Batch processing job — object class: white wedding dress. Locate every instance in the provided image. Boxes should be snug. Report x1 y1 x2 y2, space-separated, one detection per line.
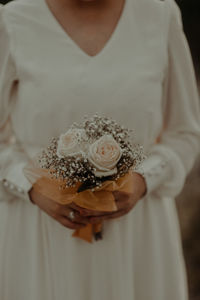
0 0 200 299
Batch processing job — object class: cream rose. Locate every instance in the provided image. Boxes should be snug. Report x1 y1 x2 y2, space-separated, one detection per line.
56 129 86 158
88 135 122 177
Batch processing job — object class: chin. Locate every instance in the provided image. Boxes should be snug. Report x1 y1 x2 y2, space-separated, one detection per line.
80 0 99 2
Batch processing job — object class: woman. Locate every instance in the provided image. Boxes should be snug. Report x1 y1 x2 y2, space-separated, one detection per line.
0 0 199 299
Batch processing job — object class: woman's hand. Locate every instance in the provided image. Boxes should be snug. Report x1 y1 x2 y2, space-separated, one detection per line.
28 172 147 228
77 172 147 224
28 188 89 230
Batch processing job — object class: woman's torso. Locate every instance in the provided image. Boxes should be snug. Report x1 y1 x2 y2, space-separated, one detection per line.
5 0 168 156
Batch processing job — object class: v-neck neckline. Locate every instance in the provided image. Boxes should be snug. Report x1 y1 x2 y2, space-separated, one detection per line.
41 0 128 59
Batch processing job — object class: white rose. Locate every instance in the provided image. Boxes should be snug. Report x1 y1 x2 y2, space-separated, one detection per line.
56 129 86 158
88 135 122 177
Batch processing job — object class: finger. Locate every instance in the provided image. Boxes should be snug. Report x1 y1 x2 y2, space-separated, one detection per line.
68 202 84 213
48 208 84 227
113 191 131 203
89 205 133 224
68 197 131 217
47 210 85 228
70 200 130 218
61 208 89 225
67 203 94 216
58 216 86 230
68 203 113 217
115 197 132 212
60 202 86 220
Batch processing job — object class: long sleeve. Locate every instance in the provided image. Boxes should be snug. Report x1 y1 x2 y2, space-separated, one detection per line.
136 0 200 199
0 4 32 202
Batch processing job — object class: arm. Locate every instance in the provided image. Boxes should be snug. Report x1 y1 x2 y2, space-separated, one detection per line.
0 4 32 202
136 0 200 199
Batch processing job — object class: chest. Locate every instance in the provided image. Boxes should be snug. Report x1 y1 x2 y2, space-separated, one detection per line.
14 33 165 147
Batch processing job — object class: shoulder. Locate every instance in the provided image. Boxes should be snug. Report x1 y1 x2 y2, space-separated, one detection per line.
136 0 182 20
137 0 183 34
157 0 183 26
0 0 43 29
0 4 17 78
0 0 47 48
139 0 180 10
133 0 174 34
0 1 23 47
133 0 170 24
166 0 183 29
0 3 11 42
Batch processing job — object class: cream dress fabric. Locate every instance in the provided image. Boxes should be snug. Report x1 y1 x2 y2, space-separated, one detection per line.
0 0 200 299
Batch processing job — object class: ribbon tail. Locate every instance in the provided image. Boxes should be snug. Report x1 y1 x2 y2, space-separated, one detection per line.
72 222 103 243
72 224 93 243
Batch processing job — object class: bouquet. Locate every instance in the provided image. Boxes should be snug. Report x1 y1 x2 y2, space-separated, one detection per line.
24 115 145 243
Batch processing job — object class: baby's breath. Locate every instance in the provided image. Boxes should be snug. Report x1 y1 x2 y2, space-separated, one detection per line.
38 114 145 189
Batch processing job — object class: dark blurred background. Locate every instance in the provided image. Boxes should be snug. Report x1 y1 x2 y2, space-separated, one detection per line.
1 0 200 299
169 2 200 300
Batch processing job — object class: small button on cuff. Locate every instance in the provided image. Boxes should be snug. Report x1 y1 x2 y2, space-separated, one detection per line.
3 179 9 187
17 187 24 193
2 179 26 196
10 184 15 190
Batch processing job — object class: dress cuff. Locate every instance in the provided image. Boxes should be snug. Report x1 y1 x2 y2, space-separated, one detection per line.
1 162 33 202
135 153 171 196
